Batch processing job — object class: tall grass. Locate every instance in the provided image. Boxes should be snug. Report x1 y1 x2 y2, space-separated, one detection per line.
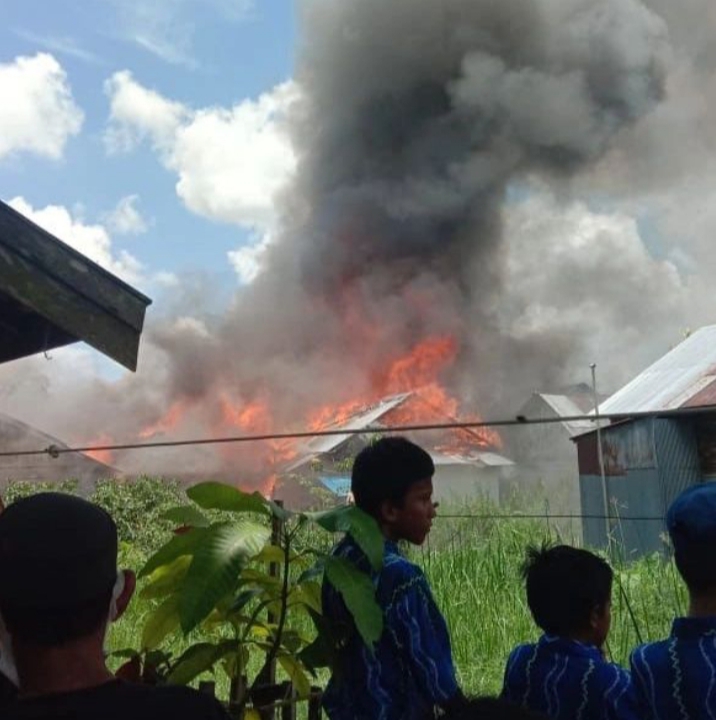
8 479 684 699
416 505 685 695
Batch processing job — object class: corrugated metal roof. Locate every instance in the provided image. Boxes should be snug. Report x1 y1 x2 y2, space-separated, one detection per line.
538 393 599 436
431 451 513 467
285 393 412 471
599 326 716 414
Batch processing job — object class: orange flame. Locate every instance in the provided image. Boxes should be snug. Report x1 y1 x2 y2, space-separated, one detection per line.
139 401 186 439
83 434 115 466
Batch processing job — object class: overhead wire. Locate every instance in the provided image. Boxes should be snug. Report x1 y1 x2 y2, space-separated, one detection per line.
1 403 715 459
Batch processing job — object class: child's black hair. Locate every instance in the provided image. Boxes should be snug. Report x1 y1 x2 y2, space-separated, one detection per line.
351 436 434 518
521 543 612 637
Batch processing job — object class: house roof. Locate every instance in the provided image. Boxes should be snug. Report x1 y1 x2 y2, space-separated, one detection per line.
285 390 512 472
0 410 117 486
0 200 152 370
537 393 599 436
599 326 716 415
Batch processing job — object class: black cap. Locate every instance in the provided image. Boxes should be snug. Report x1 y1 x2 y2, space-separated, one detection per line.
0 493 117 608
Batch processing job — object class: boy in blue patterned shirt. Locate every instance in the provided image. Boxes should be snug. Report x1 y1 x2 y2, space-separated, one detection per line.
501 544 636 720
630 481 716 718
322 437 462 720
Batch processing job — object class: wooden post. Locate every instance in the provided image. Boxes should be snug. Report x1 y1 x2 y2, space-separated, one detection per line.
308 688 322 720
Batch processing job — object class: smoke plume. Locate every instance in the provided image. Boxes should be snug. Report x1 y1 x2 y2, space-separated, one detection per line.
1 0 689 479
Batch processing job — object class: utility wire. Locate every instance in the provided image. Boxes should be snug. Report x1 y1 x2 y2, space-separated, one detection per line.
1 403 715 459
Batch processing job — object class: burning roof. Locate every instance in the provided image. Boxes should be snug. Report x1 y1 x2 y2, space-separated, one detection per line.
286 389 507 474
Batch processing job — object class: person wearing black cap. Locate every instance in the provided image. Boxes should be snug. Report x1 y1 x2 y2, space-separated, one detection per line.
0 492 231 720
630 481 716 718
322 437 462 720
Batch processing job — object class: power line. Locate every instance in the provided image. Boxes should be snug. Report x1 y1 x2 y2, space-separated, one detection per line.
1 403 715 460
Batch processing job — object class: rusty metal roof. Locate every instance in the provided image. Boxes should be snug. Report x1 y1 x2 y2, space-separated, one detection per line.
599 326 716 414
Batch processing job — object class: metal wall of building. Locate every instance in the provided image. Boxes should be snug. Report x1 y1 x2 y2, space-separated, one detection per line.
578 417 701 556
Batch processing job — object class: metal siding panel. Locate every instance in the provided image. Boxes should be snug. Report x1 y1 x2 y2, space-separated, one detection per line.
608 468 664 558
580 473 607 547
654 418 702 515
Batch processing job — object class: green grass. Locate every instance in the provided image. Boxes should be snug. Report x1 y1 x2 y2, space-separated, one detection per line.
416 512 685 695
3 479 686 701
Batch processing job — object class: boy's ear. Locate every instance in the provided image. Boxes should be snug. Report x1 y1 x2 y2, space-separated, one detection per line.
379 499 399 524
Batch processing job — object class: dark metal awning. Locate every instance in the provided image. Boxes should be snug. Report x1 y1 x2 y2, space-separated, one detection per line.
0 200 152 370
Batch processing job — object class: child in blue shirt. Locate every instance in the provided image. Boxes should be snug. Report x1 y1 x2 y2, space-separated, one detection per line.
630 481 716 718
322 437 462 720
501 544 636 720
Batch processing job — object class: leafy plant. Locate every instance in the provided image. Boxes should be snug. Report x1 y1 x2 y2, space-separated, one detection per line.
121 481 384 715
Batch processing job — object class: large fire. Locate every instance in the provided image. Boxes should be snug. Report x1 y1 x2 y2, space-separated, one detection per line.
84 334 500 494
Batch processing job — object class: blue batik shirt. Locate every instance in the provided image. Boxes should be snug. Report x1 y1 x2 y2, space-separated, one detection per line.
321 535 459 720
501 635 637 720
631 616 716 719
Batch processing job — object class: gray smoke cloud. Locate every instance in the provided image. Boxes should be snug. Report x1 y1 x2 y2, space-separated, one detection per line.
0 0 689 480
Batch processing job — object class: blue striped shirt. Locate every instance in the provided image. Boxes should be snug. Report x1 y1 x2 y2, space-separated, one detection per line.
630 616 716 719
322 535 459 720
501 635 636 720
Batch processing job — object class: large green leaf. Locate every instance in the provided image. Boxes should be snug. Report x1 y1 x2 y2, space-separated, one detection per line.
187 482 271 516
278 654 311 698
324 556 383 648
142 595 181 650
306 506 383 571
179 521 271 633
167 641 236 685
162 505 211 528
140 555 192 599
139 527 207 578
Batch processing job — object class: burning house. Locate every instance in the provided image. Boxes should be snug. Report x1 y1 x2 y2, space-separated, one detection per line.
0 0 674 502
574 326 716 557
277 391 514 507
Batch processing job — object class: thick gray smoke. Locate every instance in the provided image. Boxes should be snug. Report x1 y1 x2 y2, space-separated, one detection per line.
0 0 681 478
211 0 669 412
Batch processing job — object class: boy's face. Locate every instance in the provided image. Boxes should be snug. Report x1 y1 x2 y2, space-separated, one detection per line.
381 477 437 545
591 599 612 649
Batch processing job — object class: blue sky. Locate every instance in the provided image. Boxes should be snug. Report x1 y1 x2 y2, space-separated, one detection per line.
0 0 296 298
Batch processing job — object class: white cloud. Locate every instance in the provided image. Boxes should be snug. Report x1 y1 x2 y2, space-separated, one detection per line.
104 71 187 154
13 29 103 65
0 53 83 161
105 194 148 235
104 72 298 281
8 197 143 285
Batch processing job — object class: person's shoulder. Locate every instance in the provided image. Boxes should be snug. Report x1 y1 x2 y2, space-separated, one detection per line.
505 643 537 667
382 546 425 586
630 639 671 664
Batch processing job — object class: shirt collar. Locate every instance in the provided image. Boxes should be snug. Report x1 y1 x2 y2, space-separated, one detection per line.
672 616 716 639
538 634 604 661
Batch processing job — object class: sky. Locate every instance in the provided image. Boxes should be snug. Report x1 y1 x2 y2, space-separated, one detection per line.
0 0 296 296
2 0 716 463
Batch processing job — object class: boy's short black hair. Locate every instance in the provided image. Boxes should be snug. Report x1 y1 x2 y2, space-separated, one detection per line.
351 436 434 517
443 696 547 720
522 544 612 637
